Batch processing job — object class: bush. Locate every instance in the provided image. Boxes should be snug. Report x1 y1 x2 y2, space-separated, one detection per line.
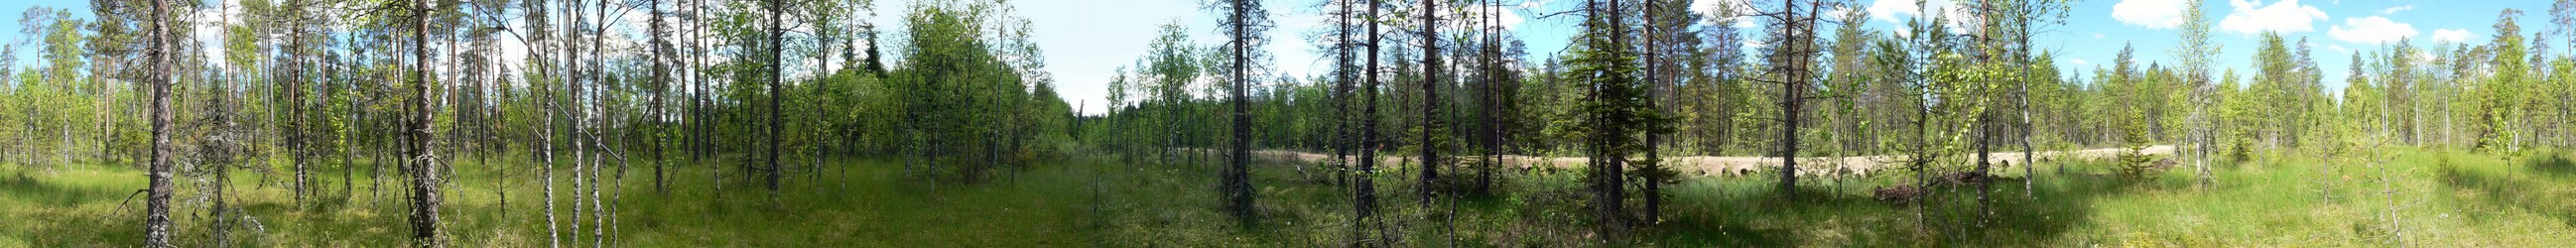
2114 148 2169 182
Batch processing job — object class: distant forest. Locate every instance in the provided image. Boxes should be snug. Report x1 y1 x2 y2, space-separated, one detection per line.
0 0 2571 246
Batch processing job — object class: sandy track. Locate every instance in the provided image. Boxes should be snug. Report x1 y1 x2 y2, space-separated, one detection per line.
1232 146 2174 178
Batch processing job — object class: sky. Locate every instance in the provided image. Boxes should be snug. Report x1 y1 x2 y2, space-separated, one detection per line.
0 0 2564 115
994 0 2565 114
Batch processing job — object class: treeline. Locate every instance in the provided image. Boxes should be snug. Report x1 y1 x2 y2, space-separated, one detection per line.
1084 0 2576 241
0 0 1072 246
1095 1 2576 164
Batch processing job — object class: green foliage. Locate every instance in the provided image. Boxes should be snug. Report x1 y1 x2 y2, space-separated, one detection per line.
884 1 1069 181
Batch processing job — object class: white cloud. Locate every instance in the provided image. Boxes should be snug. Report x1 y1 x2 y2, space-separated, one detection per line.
2070 59 2092 65
2429 29 2475 44
2381 5 2414 15
1698 0 1756 26
2113 0 2191 29
1824 7 1856 22
1483 5 1528 31
2326 16 2416 45
2218 0 2328 35
2327 45 2350 54
1866 0 1975 30
2093 33 2107 39
194 0 245 70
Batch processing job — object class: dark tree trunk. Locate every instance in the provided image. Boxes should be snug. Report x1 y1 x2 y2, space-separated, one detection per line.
650 0 669 195
1354 0 1384 244
1331 0 1356 188
766 0 787 198
1223 0 1257 224
1478 0 1500 197
1771 0 1814 201
1418 0 1442 208
1640 0 1663 225
1583 0 1632 238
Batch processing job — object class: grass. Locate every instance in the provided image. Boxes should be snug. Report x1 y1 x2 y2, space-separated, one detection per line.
3 148 2574 246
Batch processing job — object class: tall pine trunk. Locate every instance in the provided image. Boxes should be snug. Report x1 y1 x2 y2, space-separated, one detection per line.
143 0 176 245
1354 0 1385 243
1418 0 1442 209
650 0 669 195
766 0 788 200
1223 0 1257 224
407 0 444 245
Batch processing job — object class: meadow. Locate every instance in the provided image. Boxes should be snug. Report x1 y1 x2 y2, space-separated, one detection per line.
5 148 2572 247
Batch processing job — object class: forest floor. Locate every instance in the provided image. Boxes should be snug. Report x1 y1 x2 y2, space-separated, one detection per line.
2 147 2572 246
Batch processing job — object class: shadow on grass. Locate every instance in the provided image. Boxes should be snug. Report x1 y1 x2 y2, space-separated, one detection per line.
0 171 131 207
2440 160 2576 227
1650 170 2153 247
2529 153 2576 179
0 170 147 246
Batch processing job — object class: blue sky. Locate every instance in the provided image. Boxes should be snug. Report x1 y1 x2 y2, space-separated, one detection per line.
1001 0 2564 114
2042 0 2559 92
0 0 2561 114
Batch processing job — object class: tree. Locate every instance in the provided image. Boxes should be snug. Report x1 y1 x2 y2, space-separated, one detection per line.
2169 0 2220 187
1756 0 1823 200
2477 9 2528 153
2253 33 2290 151
766 0 787 199
1355 0 1386 243
1215 0 1270 224
1329 0 1357 190
1993 0 2077 197
2385 39 2419 145
1570 0 1647 237
1415 0 1443 210
142 0 176 245
511 0 564 245
649 0 669 195
406 0 444 244
273 0 314 205
2552 0 2573 147
1471 0 1519 196
1636 0 1701 224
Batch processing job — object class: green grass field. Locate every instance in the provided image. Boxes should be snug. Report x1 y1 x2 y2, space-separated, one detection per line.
4 148 2573 246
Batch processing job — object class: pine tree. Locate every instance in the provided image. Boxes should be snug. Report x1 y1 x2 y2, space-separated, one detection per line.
142 0 176 245
1571 0 1646 237
766 0 787 199
406 0 444 244
1757 0 1823 200
1219 0 1267 224
1416 0 1444 210
1356 0 1386 243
